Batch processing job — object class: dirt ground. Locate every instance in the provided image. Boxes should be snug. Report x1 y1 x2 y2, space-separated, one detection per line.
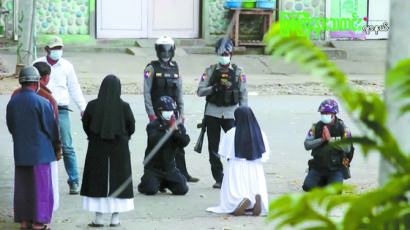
0 51 384 97
0 49 384 229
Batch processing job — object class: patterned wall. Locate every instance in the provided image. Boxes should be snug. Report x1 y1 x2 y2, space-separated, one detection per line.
36 0 90 35
282 0 325 18
208 0 264 39
1 0 90 36
1 0 13 37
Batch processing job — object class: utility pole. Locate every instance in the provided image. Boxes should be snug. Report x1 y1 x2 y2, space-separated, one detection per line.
15 0 36 75
379 0 410 185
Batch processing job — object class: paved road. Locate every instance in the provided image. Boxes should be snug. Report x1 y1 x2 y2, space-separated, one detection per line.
0 95 379 230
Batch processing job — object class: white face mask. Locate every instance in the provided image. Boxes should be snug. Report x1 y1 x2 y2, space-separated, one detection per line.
218 56 230 65
49 49 63 61
320 114 333 124
161 57 170 63
161 111 174 121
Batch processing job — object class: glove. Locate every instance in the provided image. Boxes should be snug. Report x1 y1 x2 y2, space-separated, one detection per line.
148 115 157 121
168 114 177 130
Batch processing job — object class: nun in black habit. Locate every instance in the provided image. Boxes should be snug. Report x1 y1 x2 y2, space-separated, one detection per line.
80 74 135 227
206 106 270 216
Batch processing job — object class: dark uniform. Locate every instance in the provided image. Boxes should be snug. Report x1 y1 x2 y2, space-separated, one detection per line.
197 62 248 186
143 60 196 182
138 119 190 195
302 118 352 191
143 60 183 119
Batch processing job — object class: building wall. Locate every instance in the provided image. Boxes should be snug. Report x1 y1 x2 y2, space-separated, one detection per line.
281 0 325 18
1 0 92 37
36 0 91 35
207 0 265 41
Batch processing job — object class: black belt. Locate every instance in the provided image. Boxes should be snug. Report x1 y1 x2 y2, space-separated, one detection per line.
58 105 73 112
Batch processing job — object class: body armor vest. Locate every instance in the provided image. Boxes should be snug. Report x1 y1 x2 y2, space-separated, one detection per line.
310 118 345 171
206 64 240 106
150 61 179 105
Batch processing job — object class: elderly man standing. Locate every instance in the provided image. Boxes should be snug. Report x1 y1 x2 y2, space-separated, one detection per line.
34 35 87 194
7 66 60 230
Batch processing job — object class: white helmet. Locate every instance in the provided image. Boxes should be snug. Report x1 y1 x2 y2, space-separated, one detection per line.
155 35 175 63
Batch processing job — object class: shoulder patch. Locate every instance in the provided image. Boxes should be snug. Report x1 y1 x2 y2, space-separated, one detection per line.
201 72 208 81
144 69 152 79
344 128 352 137
240 72 246 82
308 125 315 137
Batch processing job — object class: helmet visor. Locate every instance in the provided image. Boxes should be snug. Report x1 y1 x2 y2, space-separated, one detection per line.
157 44 174 61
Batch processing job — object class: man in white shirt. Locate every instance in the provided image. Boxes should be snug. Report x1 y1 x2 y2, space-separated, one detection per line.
34 35 87 194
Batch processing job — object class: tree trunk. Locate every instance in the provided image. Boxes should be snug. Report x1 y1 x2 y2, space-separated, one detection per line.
379 0 410 185
16 0 36 67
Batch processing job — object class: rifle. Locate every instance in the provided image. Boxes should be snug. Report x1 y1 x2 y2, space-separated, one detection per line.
194 118 206 153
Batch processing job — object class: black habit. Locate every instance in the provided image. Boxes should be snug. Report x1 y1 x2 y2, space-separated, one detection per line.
80 75 135 198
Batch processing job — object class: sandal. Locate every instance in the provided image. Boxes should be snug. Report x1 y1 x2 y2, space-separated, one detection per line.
109 222 120 227
233 198 251 216
32 225 50 230
20 221 32 229
88 222 104 227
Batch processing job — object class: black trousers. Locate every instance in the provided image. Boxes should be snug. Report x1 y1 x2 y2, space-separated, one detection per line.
175 147 191 179
205 115 235 183
138 168 188 195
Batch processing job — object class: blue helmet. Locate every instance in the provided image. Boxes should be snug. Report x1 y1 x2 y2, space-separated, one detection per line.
215 38 233 55
154 96 177 119
318 99 339 114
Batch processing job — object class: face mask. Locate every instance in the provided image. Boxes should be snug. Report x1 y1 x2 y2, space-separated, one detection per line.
218 56 230 65
320 114 333 124
49 50 63 61
161 111 174 121
161 57 170 63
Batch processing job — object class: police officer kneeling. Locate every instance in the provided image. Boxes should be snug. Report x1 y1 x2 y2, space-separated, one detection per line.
302 99 352 192
143 35 198 183
138 96 189 195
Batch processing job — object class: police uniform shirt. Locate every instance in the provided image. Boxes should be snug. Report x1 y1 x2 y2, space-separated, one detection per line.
143 61 184 117
304 120 352 153
197 63 248 119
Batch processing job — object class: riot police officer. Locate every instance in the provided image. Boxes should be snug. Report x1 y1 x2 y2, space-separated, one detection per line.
197 38 248 188
143 35 198 183
302 99 352 191
138 96 190 195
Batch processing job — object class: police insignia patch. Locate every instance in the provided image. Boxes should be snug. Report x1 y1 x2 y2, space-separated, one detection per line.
201 73 208 81
144 70 152 79
240 73 247 82
344 128 352 137
308 128 314 137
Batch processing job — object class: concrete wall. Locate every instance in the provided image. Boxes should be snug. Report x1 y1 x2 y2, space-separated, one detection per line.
36 0 91 35
1 0 93 37
206 0 267 42
281 0 325 18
